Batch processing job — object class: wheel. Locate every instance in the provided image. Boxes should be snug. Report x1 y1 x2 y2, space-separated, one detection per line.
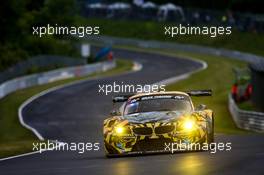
104 141 119 158
208 114 214 143
207 115 215 149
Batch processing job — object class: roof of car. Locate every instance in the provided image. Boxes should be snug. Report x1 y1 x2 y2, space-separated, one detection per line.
129 91 189 100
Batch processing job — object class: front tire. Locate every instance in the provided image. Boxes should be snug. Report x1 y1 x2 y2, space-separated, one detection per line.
209 115 214 143
206 115 214 150
104 141 119 158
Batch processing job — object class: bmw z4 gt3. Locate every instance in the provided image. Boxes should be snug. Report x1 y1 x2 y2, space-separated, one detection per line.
103 90 214 157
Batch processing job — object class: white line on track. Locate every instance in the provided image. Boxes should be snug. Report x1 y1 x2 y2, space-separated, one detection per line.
155 58 207 86
0 142 66 161
0 61 142 161
0 56 206 161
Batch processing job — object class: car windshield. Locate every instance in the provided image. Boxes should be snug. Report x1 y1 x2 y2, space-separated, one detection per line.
124 95 192 115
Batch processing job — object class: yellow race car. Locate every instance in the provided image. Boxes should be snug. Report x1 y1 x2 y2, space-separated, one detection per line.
103 90 214 157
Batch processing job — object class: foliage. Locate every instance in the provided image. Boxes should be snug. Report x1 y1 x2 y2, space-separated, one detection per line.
0 0 79 72
80 18 264 57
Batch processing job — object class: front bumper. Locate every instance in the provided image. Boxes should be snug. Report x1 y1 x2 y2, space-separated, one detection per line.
105 133 206 156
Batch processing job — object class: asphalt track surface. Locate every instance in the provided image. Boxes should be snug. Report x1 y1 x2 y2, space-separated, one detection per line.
1 47 264 175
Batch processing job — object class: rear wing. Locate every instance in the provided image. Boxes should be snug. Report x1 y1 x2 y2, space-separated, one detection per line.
112 94 136 103
112 90 212 103
186 90 212 96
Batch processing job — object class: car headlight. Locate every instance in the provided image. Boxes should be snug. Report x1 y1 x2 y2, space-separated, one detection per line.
182 119 195 131
114 126 124 134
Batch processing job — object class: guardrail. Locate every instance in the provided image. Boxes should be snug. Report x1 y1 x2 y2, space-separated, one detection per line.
228 94 264 132
86 35 264 63
86 36 264 133
0 55 86 84
0 60 115 99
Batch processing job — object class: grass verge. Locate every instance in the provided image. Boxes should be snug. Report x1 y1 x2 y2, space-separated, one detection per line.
237 100 264 112
77 17 264 57
108 45 249 134
0 59 133 159
165 52 248 134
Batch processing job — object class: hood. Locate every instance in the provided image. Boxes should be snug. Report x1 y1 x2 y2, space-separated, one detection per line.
123 111 186 124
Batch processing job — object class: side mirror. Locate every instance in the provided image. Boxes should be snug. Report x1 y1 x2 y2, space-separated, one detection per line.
110 110 121 116
196 104 207 111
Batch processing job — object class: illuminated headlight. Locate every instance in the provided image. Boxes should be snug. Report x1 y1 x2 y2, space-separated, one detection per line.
182 120 195 131
114 127 124 134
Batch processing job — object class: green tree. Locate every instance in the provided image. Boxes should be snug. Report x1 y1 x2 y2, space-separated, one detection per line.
40 0 77 26
0 0 79 71
0 0 27 43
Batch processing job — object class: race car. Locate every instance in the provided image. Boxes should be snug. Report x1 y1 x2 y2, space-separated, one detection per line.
103 90 214 157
